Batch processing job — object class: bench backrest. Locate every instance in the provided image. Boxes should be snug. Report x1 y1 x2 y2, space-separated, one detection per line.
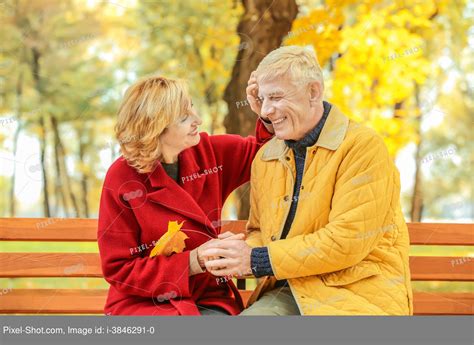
0 218 472 315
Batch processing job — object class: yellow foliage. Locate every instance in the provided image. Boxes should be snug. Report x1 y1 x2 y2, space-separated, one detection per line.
285 0 448 156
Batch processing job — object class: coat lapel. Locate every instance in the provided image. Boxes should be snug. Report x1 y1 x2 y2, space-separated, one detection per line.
146 148 218 237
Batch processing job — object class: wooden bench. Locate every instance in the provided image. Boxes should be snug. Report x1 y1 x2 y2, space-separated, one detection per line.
0 218 472 315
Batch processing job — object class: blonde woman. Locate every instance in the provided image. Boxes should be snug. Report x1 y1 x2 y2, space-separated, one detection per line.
97 75 273 315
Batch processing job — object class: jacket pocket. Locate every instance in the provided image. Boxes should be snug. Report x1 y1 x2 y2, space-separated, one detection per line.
321 261 382 286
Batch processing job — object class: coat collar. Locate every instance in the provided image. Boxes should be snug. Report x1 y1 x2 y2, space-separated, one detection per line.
145 146 218 236
261 104 349 161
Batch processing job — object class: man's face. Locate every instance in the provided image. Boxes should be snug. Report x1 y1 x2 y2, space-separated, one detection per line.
258 75 315 141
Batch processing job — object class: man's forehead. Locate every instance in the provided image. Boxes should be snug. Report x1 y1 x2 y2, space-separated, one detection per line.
257 75 297 95
258 81 287 96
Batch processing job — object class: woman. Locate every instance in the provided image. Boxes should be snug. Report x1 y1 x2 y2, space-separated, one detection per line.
97 75 273 315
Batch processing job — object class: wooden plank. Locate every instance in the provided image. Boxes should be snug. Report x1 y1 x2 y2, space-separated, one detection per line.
0 253 102 278
220 220 247 234
0 218 98 242
410 256 474 281
1 219 472 246
408 223 474 245
412 292 474 315
1 253 473 281
0 289 107 314
0 290 472 315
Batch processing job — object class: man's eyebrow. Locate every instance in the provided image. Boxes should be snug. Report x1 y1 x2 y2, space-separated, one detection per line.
259 90 284 98
269 91 284 96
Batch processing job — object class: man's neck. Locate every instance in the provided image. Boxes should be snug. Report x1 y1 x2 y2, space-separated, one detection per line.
295 102 324 141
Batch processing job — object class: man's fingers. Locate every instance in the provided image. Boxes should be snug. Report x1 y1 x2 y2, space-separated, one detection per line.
205 258 235 270
202 239 242 252
201 247 232 258
208 268 234 277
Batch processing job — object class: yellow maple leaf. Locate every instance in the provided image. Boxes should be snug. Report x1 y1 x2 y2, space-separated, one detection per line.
149 221 189 258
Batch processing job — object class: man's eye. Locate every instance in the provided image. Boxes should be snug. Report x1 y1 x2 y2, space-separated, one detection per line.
270 96 282 101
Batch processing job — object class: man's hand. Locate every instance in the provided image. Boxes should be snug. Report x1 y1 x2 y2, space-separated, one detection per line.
196 233 245 270
201 238 253 277
246 71 274 133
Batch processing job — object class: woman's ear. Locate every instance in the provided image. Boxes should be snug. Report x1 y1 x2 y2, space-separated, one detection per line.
309 81 323 106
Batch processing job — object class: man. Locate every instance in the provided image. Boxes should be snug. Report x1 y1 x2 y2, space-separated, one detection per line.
202 45 413 315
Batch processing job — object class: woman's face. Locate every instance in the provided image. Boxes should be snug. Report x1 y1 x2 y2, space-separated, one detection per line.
159 103 202 162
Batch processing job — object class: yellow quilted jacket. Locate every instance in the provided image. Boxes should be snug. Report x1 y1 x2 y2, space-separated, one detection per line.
246 105 413 315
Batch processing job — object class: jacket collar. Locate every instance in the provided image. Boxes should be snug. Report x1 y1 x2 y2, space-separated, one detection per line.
261 104 349 161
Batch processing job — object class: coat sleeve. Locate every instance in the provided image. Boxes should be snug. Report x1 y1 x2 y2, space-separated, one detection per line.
246 158 264 248
267 134 396 280
209 120 272 201
97 179 192 299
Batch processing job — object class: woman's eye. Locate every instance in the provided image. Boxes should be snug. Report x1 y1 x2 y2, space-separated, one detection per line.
181 115 189 122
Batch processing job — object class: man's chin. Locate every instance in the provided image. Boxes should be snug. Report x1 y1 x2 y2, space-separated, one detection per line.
274 130 291 141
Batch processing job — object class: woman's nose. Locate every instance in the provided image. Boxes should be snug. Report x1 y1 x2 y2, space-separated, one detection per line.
193 113 202 126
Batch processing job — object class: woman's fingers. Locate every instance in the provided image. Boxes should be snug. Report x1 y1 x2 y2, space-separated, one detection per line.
218 233 245 241
218 231 236 239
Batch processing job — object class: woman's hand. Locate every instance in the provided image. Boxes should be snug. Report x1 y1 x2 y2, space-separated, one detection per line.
246 72 274 133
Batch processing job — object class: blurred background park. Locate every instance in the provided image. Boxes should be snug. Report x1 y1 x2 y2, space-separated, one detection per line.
0 0 472 296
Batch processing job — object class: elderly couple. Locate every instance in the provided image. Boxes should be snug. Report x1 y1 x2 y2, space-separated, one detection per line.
98 45 413 316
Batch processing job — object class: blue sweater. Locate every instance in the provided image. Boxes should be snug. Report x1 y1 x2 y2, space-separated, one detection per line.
251 101 332 280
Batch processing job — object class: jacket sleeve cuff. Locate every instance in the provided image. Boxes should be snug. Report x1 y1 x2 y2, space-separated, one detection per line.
251 247 274 278
255 119 273 144
189 248 205 276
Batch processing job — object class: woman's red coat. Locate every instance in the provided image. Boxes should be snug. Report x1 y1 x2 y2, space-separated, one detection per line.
98 122 271 315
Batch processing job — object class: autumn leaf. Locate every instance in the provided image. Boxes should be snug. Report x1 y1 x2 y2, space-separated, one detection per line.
149 221 189 257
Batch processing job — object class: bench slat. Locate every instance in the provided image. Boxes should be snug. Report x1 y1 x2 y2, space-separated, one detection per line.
0 218 98 241
0 289 472 315
408 223 474 245
0 253 102 277
1 253 472 281
1 218 473 246
409 256 473 281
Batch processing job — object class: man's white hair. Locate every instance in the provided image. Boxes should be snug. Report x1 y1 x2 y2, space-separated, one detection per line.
255 45 324 90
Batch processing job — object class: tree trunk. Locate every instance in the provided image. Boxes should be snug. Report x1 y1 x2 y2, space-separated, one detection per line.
9 70 23 216
38 115 51 217
411 85 424 222
78 135 90 218
31 47 51 217
51 116 80 217
51 116 72 217
223 0 298 219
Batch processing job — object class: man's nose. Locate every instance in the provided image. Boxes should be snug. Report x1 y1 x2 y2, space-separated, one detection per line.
261 100 275 118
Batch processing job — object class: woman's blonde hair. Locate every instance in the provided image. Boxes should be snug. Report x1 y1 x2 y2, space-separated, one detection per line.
256 45 324 90
115 75 191 173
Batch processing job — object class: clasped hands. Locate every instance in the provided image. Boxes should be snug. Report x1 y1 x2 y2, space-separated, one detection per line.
196 232 254 278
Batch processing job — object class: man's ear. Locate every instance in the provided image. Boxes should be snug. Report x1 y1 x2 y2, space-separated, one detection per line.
308 81 323 105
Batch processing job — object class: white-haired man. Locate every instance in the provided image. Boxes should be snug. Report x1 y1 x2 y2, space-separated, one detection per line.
202 46 413 315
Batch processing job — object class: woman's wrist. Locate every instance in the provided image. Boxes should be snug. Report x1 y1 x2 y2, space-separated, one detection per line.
189 248 206 276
